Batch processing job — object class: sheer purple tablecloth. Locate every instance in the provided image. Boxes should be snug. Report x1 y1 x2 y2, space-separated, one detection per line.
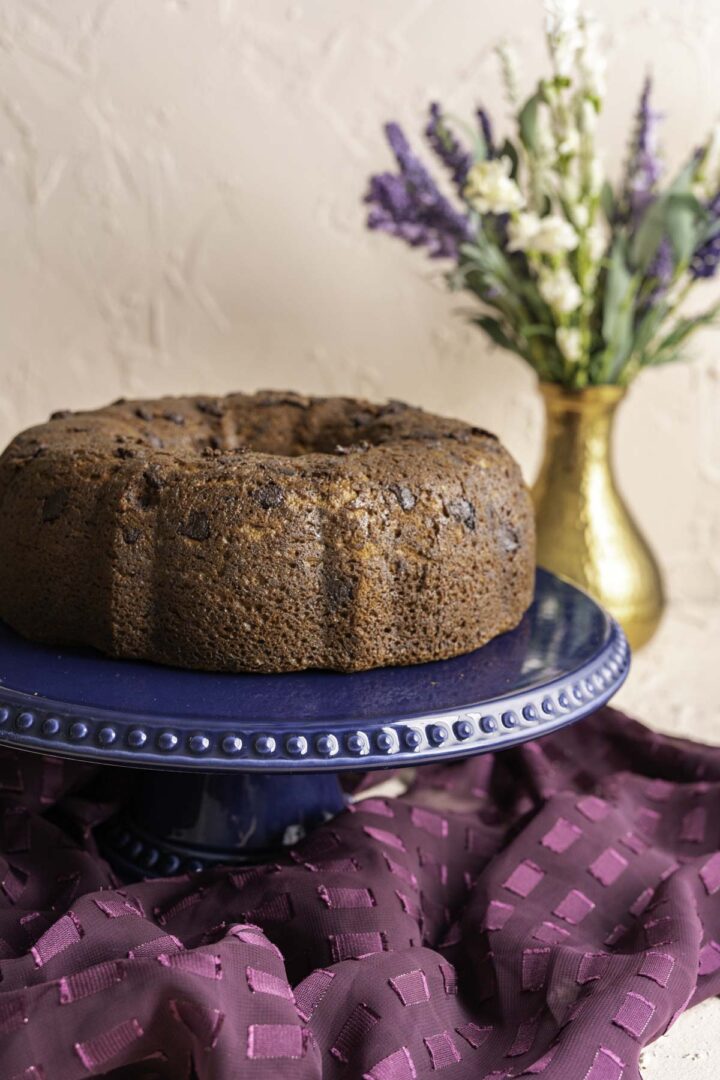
0 706 718 1079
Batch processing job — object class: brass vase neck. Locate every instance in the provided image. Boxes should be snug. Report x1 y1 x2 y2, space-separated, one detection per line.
539 382 626 415
537 383 626 469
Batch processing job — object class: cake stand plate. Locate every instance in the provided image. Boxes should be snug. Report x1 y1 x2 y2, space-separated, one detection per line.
0 570 629 878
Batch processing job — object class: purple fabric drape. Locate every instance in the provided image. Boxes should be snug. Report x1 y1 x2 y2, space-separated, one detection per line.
0 707 718 1079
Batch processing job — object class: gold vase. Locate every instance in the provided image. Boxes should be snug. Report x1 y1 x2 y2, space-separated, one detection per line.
531 382 665 649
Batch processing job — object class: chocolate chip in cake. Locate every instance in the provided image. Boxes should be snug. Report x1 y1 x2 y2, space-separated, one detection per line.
253 482 285 509
470 426 497 440
256 391 309 408
134 406 154 422
178 511 211 541
143 465 164 491
50 410 72 421
447 497 476 531
42 488 69 522
162 411 185 425
351 410 375 428
134 465 165 509
389 483 416 511
122 526 142 544
112 397 127 406
196 400 225 418
114 447 136 460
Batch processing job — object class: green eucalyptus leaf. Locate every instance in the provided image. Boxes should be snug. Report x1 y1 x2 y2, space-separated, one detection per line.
602 238 633 340
472 315 518 353
521 324 555 339
665 193 708 263
518 92 543 154
667 193 705 213
633 301 669 356
644 346 691 367
630 199 666 271
600 180 616 224
601 238 639 380
474 135 489 162
652 301 720 356
459 243 487 263
667 156 699 196
626 158 703 271
499 138 520 180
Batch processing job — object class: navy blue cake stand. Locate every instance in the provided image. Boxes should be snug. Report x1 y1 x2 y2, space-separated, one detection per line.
0 570 628 879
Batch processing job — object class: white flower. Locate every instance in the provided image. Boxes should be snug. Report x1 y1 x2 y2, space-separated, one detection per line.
579 99 599 137
560 172 582 205
545 0 581 77
539 266 582 314
556 326 582 363
496 41 520 107
580 100 597 136
586 223 607 261
534 215 579 254
507 212 542 252
588 156 604 194
508 212 578 255
577 16 606 98
553 39 579 78
545 0 580 32
558 130 581 157
464 158 525 215
573 205 589 229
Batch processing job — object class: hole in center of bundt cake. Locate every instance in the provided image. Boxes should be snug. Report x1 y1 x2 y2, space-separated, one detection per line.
196 397 388 458
112 394 433 460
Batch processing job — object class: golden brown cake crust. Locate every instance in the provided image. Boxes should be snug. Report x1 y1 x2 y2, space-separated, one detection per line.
0 391 535 672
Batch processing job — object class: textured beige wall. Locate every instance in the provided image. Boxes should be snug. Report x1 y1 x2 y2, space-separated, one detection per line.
1 0 719 602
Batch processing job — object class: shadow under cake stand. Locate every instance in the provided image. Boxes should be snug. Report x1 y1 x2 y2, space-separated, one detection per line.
0 569 629 880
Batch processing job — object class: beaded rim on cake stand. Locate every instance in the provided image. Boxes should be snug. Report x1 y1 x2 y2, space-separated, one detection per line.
0 569 629 876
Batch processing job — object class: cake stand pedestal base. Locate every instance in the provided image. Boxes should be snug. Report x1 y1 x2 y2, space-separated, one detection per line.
97 770 348 880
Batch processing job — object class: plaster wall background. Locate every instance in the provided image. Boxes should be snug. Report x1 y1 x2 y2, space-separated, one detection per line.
1 0 719 605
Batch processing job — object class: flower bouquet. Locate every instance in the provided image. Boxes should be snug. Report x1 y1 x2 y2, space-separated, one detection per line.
364 0 720 647
364 2 720 390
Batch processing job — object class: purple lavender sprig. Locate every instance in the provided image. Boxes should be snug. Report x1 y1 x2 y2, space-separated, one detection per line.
477 107 495 159
691 189 720 278
365 122 472 259
424 103 473 192
622 77 664 223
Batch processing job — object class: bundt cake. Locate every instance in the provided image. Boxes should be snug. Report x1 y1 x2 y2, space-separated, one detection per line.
0 391 535 672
